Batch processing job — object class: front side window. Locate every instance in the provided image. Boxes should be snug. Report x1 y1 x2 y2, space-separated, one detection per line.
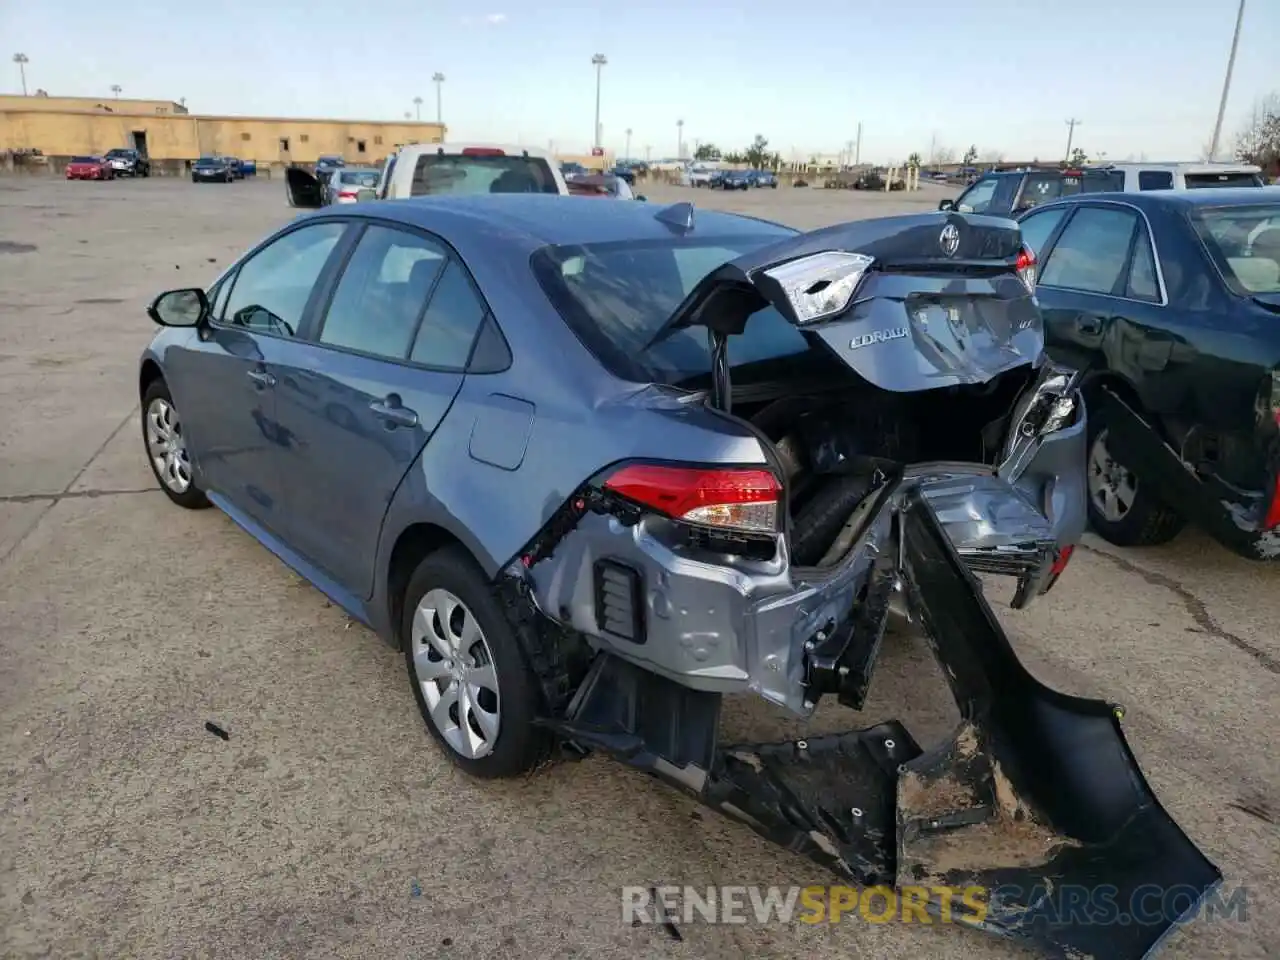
956 177 999 214
221 222 346 337
1039 206 1139 295
318 225 446 360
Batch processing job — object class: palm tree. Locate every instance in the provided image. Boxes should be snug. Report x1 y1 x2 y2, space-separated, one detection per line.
907 152 922 169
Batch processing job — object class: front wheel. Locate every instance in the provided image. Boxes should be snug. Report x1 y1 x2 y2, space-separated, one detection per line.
1085 405 1184 547
141 379 210 509
403 547 552 778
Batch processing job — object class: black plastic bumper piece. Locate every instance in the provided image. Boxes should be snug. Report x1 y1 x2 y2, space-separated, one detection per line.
546 489 1222 960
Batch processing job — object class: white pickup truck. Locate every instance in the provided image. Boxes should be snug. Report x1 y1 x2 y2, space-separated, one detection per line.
286 142 570 207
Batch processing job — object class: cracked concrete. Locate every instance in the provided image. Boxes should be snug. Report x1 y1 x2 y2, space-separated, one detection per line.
1 176 1277 960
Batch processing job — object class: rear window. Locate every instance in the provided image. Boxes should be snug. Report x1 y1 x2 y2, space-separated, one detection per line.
532 234 808 384
1185 172 1264 189
1191 204 1280 295
410 154 559 196
338 170 380 187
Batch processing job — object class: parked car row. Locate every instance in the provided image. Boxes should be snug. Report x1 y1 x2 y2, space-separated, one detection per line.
191 155 249 183
136 195 1224 959
706 168 778 189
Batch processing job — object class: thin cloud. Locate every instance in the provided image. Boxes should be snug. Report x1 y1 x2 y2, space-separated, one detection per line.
484 13 507 23
460 12 507 25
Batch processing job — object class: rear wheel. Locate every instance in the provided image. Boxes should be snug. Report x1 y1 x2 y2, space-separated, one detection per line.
402 547 552 778
1085 403 1184 547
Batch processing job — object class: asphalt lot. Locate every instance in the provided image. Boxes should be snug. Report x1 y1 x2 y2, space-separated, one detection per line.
1 175 1277 960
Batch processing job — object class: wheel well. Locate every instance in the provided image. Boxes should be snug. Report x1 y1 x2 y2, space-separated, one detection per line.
1083 373 1172 444
386 523 469 649
139 359 164 399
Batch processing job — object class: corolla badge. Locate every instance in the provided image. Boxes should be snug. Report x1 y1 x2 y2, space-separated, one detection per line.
939 223 961 257
850 327 909 350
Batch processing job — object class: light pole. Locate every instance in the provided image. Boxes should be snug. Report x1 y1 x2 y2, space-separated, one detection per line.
111 84 121 99
13 53 29 96
412 96 422 121
625 127 632 161
676 119 684 159
591 54 607 150
1064 118 1082 161
1208 0 1247 161
432 73 445 124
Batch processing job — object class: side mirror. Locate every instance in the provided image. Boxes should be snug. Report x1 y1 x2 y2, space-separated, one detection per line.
148 288 209 328
636 195 648 202
938 199 956 211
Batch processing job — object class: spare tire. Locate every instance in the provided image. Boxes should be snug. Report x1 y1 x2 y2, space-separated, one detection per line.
790 473 876 566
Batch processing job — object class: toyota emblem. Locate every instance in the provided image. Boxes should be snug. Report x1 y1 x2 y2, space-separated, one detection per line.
939 223 960 257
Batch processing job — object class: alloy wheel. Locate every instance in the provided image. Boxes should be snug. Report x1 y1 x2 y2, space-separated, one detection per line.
1087 429 1137 523
411 588 501 760
145 396 193 494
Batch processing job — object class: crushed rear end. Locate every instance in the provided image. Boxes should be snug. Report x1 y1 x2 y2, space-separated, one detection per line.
510 209 1217 957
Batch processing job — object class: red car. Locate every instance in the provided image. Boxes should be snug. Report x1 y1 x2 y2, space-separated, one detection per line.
65 156 115 181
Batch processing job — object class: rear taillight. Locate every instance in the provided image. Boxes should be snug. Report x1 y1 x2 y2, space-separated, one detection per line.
1016 244 1037 292
603 464 781 534
1043 544 1074 592
462 147 505 157
338 189 358 199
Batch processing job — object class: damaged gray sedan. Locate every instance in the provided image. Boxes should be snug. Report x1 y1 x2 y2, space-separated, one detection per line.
138 195 1219 958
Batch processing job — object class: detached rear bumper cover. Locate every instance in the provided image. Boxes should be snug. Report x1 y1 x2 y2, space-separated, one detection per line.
547 490 1221 960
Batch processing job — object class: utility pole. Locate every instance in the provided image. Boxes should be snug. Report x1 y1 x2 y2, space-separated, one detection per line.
855 123 862 166
625 128 632 161
1208 0 1247 161
676 119 684 159
591 54 607 149
432 73 445 125
13 53 29 96
1064 118 1082 161
413 96 422 121
110 84 121 99
929 131 938 166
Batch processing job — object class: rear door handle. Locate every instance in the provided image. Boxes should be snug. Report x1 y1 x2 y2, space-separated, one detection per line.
247 368 276 388
369 396 419 428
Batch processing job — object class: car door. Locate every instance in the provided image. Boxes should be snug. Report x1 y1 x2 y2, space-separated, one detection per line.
271 221 491 597
1031 203 1168 380
167 220 351 535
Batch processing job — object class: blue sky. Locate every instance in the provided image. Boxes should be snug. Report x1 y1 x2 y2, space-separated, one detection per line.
4 0 1278 163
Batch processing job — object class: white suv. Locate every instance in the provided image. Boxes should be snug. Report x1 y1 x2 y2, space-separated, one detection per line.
1099 161 1264 191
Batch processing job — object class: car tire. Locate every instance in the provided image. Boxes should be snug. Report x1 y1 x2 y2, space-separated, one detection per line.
402 546 553 778
141 379 210 510
791 473 877 566
1085 400 1184 547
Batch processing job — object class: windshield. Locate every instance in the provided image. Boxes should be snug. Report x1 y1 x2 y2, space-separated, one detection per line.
196 156 221 164
1185 172 1264 189
410 154 559 196
532 233 811 384
71 156 99 163
338 170 380 187
1191 204 1280 295
105 149 131 158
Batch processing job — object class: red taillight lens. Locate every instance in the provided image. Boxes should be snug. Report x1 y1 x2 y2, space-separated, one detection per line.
1049 544 1073 579
338 190 358 198
604 464 781 534
462 147 505 157
1016 244 1037 292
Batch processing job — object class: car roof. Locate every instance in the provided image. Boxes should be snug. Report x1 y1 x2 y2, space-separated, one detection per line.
1046 188 1280 211
321 194 797 249
395 142 555 160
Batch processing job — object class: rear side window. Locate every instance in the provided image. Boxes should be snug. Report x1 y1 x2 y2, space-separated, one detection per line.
1138 170 1174 190
1039 206 1139 295
408 261 488 368
410 153 559 196
1081 170 1124 192
1126 230 1160 301
1185 172 1264 189
318 225 446 360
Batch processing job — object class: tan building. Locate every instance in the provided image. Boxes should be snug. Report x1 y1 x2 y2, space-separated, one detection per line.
0 95 445 167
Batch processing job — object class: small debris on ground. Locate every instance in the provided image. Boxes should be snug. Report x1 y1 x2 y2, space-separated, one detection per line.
204 721 230 741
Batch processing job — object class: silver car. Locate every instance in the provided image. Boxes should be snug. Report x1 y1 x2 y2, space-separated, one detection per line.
323 167 381 205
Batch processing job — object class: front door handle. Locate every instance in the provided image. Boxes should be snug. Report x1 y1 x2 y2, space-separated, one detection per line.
247 368 276 388
369 396 419 428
